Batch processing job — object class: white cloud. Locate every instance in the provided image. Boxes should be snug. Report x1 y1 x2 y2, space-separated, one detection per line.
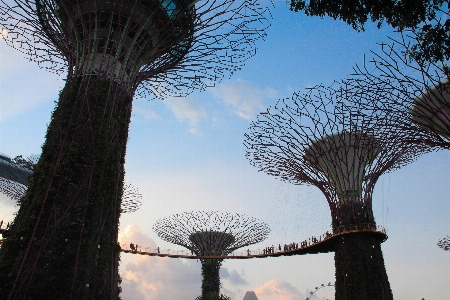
189 128 199 135
254 279 305 300
164 97 207 125
0 192 19 223
119 225 157 250
221 267 248 285
132 106 159 121
118 225 202 299
121 255 201 300
221 286 239 299
211 79 278 120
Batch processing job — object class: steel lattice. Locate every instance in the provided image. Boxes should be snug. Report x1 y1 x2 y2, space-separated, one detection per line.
153 211 269 299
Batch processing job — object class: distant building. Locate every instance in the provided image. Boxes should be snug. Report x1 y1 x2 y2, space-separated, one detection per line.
243 291 258 300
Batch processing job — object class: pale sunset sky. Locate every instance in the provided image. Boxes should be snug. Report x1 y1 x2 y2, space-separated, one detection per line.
1 1 449 299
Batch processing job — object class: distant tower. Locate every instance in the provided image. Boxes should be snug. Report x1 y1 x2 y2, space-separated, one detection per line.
0 1 271 298
243 291 259 300
153 211 270 300
245 83 425 299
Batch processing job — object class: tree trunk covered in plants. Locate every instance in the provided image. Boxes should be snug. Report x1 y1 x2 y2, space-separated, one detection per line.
200 259 223 299
0 78 132 299
332 201 392 300
334 233 392 300
332 197 375 229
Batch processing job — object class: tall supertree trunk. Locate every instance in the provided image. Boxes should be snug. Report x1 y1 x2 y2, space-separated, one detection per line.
0 78 131 299
333 202 392 300
201 259 223 299
334 234 392 300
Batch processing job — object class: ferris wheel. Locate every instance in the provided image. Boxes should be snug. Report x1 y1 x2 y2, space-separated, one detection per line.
306 282 335 300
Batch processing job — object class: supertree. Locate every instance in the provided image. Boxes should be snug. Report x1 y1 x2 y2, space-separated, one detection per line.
0 155 142 213
0 1 272 298
344 32 450 151
152 211 270 300
438 235 450 252
0 155 33 202
244 82 426 300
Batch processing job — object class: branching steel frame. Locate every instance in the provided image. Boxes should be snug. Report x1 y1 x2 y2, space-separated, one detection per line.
438 235 450 252
345 32 450 151
153 211 270 299
244 82 427 300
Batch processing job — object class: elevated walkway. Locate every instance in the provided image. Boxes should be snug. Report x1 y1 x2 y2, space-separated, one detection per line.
121 224 387 259
0 225 386 258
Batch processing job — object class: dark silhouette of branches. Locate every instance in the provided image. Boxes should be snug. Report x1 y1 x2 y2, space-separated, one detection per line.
153 211 269 299
438 235 450 251
244 81 428 300
346 32 450 150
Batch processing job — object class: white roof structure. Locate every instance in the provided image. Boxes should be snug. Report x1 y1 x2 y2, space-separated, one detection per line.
243 291 258 300
410 80 450 140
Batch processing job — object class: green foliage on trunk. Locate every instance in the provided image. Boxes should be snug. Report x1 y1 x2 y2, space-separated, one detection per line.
0 78 131 299
334 233 393 300
200 259 223 298
195 293 231 300
332 202 375 230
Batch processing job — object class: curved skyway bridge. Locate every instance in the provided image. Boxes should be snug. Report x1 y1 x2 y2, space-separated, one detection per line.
121 224 387 259
0 224 386 257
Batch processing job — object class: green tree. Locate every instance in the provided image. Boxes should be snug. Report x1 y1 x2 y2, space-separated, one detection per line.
289 0 449 64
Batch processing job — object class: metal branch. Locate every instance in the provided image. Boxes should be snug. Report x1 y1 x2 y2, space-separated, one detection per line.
346 31 450 150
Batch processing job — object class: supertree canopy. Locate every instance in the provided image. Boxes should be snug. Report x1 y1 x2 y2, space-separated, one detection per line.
345 32 450 151
153 211 270 299
0 155 33 202
0 154 142 213
438 235 450 252
244 82 427 300
0 1 272 298
0 155 33 187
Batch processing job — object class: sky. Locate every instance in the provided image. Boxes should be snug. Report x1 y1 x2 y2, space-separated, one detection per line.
1 1 449 300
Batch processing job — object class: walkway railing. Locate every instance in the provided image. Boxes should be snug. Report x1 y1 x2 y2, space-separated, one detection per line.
121 224 387 259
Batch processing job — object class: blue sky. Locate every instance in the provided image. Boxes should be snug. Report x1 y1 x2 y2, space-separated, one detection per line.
1 1 449 299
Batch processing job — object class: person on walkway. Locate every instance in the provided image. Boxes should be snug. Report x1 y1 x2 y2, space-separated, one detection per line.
157 247 160 253
135 244 138 252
